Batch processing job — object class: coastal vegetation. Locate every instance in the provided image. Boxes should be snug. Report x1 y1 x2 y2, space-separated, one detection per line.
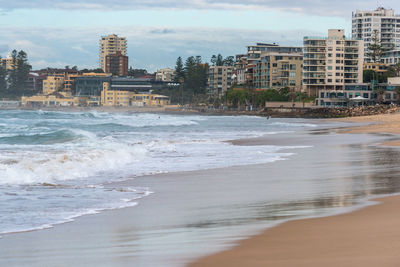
0 50 32 99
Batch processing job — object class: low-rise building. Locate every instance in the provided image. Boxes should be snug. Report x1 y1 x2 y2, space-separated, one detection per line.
21 92 80 107
363 62 390 73
156 68 175 82
315 83 399 107
101 83 169 107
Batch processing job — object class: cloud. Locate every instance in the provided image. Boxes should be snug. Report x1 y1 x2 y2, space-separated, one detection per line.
0 25 320 72
0 0 395 16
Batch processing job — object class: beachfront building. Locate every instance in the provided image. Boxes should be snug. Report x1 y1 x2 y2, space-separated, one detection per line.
25 72 46 93
42 74 65 95
99 34 127 72
207 65 234 97
253 52 303 91
246 43 302 85
101 83 169 107
155 68 175 82
315 83 399 107
21 92 80 107
303 29 364 97
74 74 112 97
234 54 248 85
105 51 128 76
352 7 400 64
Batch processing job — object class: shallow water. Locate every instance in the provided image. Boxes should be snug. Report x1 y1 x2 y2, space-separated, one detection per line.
0 110 317 234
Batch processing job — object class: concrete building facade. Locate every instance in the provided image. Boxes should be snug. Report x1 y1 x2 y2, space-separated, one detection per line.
101 83 169 107
42 74 65 95
99 34 127 72
105 51 128 76
207 66 234 97
253 52 303 91
352 7 400 64
303 29 364 96
238 43 302 86
156 68 175 82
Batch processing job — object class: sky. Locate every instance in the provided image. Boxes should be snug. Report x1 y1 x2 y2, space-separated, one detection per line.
0 0 399 72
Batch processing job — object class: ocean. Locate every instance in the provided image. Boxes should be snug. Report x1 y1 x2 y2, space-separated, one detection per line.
0 109 315 235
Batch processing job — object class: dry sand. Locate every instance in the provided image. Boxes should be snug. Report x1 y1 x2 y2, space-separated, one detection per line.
191 195 400 267
339 112 400 134
191 113 400 267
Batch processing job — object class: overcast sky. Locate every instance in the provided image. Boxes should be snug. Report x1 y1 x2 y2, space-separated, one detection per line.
0 0 398 71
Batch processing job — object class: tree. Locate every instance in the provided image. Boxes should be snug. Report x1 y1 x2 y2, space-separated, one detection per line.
366 30 387 63
223 56 234 66
210 55 217 66
8 50 18 91
127 67 147 77
296 92 310 108
174 57 185 83
81 68 104 73
16 50 31 94
0 57 7 95
216 54 224 66
389 62 400 77
7 50 31 95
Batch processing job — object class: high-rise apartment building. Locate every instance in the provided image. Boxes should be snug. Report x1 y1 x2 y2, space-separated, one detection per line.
253 52 303 90
105 51 128 76
207 66 234 97
352 7 400 64
99 34 127 72
243 43 302 85
303 29 364 96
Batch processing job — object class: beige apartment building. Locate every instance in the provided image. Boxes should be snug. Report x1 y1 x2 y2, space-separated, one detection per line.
303 29 364 97
1 54 15 70
42 74 65 95
155 68 175 82
99 34 127 72
207 66 234 97
253 52 303 91
245 43 302 85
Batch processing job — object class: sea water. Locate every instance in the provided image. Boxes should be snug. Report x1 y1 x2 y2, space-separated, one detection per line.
0 110 316 234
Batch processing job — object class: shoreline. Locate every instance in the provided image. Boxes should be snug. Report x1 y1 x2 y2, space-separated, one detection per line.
1 114 399 266
190 113 400 267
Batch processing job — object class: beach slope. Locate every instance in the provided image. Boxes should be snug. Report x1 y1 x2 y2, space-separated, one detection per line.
190 195 400 267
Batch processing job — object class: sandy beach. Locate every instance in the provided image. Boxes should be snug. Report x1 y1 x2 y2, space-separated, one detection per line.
338 112 400 146
191 113 400 267
191 195 400 267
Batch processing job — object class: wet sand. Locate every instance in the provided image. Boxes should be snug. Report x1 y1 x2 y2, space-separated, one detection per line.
192 113 400 267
